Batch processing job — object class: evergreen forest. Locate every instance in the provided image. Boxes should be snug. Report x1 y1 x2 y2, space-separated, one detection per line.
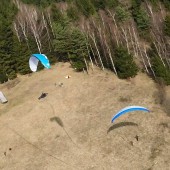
0 0 170 85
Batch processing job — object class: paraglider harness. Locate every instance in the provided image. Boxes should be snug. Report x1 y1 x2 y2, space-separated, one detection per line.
38 92 48 100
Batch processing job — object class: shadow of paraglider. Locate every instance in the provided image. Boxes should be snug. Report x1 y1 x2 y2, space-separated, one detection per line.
107 122 138 134
50 116 64 127
50 116 80 148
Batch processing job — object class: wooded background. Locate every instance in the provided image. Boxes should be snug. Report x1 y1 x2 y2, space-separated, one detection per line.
0 0 170 84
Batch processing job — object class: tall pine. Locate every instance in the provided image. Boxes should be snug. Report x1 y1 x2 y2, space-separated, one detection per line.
114 46 138 79
0 0 18 80
53 21 88 71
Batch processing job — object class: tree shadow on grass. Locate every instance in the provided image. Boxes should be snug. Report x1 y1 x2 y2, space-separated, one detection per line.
107 122 138 134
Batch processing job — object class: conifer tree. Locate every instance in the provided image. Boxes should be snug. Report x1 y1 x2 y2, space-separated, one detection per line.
75 0 95 17
53 22 88 71
0 0 18 80
114 46 138 79
148 44 170 85
164 15 170 37
0 68 8 84
13 37 31 75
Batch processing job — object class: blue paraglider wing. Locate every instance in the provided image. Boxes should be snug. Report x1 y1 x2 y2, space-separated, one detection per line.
111 106 150 123
29 54 51 72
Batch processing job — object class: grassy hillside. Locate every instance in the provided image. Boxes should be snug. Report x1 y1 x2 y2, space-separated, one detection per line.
0 63 170 169
0 1 170 169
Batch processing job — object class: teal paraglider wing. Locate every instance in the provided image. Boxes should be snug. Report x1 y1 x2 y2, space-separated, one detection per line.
29 54 51 72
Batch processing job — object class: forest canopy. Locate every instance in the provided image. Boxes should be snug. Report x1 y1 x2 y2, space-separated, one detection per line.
0 0 170 85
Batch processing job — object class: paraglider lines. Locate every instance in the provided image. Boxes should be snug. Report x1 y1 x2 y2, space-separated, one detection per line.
1 122 74 168
47 101 80 149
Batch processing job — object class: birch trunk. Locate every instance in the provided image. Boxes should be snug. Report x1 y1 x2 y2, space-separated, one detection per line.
128 26 138 58
47 12 55 37
42 12 52 51
89 42 98 67
89 33 104 70
144 47 156 78
85 37 94 71
13 22 21 42
121 26 130 53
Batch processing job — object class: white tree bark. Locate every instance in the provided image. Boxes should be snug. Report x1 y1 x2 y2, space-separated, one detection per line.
108 23 119 46
89 42 98 67
84 57 89 74
47 12 55 37
104 37 117 75
132 27 149 73
17 17 30 49
121 26 130 53
107 10 120 46
98 26 109 66
144 46 156 78
89 33 104 70
128 26 138 58
153 41 166 67
100 14 117 75
85 37 94 71
42 12 52 51
13 22 21 42
25 7 42 53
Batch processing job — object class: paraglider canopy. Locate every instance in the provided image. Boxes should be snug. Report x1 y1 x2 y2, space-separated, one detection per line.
0 91 8 104
29 54 51 72
111 106 150 123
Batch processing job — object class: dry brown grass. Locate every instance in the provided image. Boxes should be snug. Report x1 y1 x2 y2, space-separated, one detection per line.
0 63 170 170
5 78 20 90
154 83 170 117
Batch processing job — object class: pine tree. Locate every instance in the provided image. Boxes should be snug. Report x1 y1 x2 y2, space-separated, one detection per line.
67 5 79 21
0 23 17 80
69 28 88 71
13 37 31 75
0 0 18 80
151 56 170 85
106 0 119 9
114 46 138 79
91 0 106 11
131 0 150 38
148 44 170 85
75 0 95 17
51 4 63 22
53 22 88 71
164 15 170 37
0 68 8 84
